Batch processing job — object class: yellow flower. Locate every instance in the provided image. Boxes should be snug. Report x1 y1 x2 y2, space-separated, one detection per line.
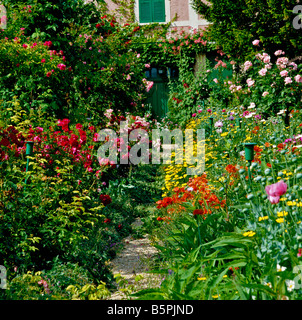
243 231 256 237
258 216 269 222
277 211 288 217
221 132 228 137
197 277 207 281
276 218 285 223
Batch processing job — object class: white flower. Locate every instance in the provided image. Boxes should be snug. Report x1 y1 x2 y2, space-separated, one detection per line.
285 279 295 292
277 264 286 272
264 281 272 288
245 112 256 118
214 120 223 128
277 109 286 115
248 102 256 109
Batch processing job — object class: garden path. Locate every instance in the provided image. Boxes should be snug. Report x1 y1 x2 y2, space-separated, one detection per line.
108 218 161 300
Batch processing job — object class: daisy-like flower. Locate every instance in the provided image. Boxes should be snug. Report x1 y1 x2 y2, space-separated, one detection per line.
285 280 295 292
277 264 286 272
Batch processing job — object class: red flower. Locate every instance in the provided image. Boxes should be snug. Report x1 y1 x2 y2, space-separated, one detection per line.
44 40 52 47
193 209 207 215
225 164 237 173
254 145 263 153
0 138 10 147
104 218 111 223
100 194 112 206
57 63 66 71
57 119 70 132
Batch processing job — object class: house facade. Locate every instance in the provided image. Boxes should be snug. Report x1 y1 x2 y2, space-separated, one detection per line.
104 0 210 31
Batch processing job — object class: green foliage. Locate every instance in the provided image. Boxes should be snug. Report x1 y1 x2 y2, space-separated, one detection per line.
192 0 302 63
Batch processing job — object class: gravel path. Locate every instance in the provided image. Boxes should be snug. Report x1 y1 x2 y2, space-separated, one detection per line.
108 218 162 300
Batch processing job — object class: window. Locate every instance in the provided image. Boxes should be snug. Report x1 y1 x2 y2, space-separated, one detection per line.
139 0 165 23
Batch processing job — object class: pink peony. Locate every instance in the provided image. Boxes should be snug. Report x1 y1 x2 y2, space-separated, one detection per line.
265 180 287 204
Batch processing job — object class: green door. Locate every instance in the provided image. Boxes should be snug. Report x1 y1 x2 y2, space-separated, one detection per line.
146 67 178 119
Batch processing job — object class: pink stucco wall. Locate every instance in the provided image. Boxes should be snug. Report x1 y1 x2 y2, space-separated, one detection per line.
170 0 189 21
105 0 119 14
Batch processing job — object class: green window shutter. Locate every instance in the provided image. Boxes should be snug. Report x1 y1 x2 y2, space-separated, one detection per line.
139 0 152 23
152 0 165 23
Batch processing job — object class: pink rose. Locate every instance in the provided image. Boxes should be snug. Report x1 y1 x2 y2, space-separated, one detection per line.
247 78 255 87
280 70 288 77
265 180 287 204
259 68 267 76
252 39 260 46
244 61 252 71
294 74 302 83
284 77 292 85
274 50 285 56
